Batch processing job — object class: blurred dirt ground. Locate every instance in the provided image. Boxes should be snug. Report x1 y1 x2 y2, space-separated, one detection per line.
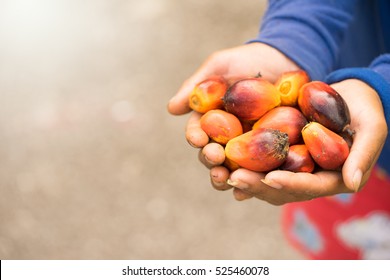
0 0 301 259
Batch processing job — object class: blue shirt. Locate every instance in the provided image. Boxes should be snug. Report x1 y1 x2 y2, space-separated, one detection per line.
249 0 390 172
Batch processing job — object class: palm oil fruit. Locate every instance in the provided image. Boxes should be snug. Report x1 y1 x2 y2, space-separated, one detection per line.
225 128 289 172
223 157 240 172
339 128 354 149
252 106 307 145
280 144 315 173
275 70 310 106
200 109 243 145
223 77 281 121
298 81 351 133
301 122 349 170
185 71 354 174
189 76 228 113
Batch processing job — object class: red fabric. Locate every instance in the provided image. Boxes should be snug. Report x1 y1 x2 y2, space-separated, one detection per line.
281 166 390 259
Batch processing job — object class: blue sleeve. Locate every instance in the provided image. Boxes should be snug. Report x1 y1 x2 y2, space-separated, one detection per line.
325 54 390 125
248 0 358 81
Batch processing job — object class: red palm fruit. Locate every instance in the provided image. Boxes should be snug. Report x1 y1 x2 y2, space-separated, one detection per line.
225 128 289 172
280 144 315 173
274 70 310 106
223 77 281 121
200 109 243 145
298 81 351 133
302 122 350 170
189 76 228 113
339 128 355 149
241 120 255 133
252 106 308 145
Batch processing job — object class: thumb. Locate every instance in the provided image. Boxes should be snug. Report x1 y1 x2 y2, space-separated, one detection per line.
167 56 221 115
342 126 385 192
329 79 388 192
167 78 195 115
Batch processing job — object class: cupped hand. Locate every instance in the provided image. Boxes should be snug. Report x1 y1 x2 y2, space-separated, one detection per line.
168 42 387 205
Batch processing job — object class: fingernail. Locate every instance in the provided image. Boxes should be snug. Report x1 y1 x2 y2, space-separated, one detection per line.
227 179 249 189
213 180 226 187
187 139 197 148
210 173 226 188
261 178 282 189
187 136 201 148
353 169 363 192
226 179 238 186
204 155 217 165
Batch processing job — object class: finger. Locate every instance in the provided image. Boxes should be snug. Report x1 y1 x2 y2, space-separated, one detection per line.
228 168 265 191
167 78 195 115
342 123 387 192
198 142 226 168
168 57 220 115
227 168 289 205
228 168 269 199
262 170 351 198
185 112 209 148
210 166 232 191
232 188 253 201
331 80 387 192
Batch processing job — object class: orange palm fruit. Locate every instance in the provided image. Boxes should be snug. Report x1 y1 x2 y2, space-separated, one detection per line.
252 106 307 145
225 128 289 172
301 122 349 170
223 157 240 172
223 77 281 121
274 70 310 106
189 76 228 113
200 109 243 145
280 144 315 173
298 81 351 133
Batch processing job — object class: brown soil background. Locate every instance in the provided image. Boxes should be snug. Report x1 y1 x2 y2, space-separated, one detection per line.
0 0 301 259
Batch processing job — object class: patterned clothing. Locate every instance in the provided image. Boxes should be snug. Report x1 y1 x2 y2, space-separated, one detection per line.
282 167 390 259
